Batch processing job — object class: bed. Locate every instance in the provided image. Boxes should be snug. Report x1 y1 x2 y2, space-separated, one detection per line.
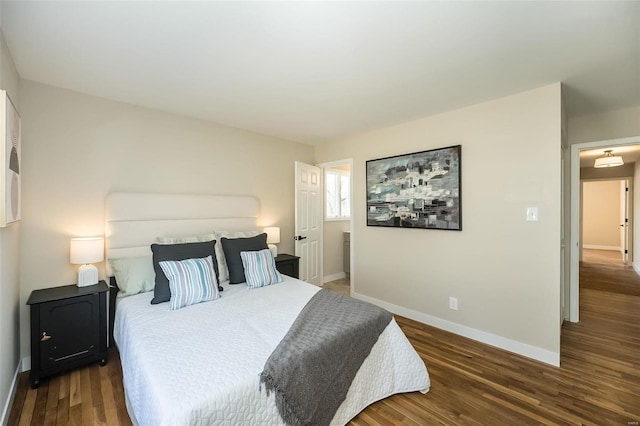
106 192 430 425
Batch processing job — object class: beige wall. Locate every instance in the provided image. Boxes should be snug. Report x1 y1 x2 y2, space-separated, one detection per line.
582 180 622 249
568 106 640 145
580 163 635 180
18 80 314 359
0 27 21 421
316 84 563 358
323 220 349 280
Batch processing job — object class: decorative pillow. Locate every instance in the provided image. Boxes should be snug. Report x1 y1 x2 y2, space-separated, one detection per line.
150 241 218 304
108 255 155 297
240 249 283 289
159 256 219 311
213 230 261 282
220 233 268 284
155 234 225 292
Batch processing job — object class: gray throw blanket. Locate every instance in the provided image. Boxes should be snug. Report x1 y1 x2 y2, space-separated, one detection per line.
259 289 393 426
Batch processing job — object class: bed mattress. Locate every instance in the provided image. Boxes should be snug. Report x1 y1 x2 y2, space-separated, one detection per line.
114 276 430 425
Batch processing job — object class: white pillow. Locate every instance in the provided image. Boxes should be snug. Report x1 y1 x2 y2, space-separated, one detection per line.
213 230 261 283
156 233 216 244
240 248 283 289
108 256 155 297
159 255 220 311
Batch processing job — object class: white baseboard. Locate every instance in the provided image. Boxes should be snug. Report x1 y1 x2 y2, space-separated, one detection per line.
1 361 22 426
583 244 621 251
634 262 640 276
352 291 560 367
21 357 30 373
323 272 346 284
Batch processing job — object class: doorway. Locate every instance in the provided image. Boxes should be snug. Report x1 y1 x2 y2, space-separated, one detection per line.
581 179 632 265
318 159 353 296
569 136 640 322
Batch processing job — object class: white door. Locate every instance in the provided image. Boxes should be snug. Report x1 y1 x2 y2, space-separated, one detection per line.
295 161 322 286
622 179 633 264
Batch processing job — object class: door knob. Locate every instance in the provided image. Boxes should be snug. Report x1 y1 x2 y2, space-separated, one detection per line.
294 236 307 241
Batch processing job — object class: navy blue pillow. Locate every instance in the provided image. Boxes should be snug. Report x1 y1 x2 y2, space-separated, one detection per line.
150 240 219 304
221 233 268 284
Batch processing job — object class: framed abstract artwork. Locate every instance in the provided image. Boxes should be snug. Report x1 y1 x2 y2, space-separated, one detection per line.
0 90 21 227
366 145 461 230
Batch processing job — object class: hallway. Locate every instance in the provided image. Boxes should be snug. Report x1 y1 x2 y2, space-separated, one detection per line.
560 249 640 422
580 249 640 296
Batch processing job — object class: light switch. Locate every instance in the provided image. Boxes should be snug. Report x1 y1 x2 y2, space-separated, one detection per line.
526 207 539 222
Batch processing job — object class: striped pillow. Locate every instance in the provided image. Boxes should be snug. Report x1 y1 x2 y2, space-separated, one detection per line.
240 249 283 289
159 255 220 311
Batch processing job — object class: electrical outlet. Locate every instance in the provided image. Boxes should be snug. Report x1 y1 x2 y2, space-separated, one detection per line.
449 296 458 310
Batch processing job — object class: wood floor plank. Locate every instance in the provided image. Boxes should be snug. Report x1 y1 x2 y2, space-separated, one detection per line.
16 395 34 426
55 386 69 426
56 373 69 425
8 248 640 425
7 373 29 426
352 410 377 426
57 374 68 402
68 370 81 408
68 404 82 426
99 357 120 426
29 381 48 426
15 385 35 426
79 366 94 426
43 376 59 426
89 364 107 426
388 394 440 425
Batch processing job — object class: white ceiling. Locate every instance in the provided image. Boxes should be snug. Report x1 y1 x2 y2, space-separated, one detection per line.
1 1 639 145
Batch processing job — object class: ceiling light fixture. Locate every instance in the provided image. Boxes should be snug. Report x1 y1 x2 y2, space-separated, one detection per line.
594 150 624 168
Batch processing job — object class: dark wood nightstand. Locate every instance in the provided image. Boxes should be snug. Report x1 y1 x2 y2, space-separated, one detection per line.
27 281 109 389
275 254 300 279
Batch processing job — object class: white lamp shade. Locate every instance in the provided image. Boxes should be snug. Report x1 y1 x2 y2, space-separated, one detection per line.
594 155 624 168
70 237 104 265
264 227 281 244
594 150 624 168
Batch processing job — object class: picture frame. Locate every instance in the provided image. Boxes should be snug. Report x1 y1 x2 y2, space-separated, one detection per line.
366 145 461 230
0 90 21 227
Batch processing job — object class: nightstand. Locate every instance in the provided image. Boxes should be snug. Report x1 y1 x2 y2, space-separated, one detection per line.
274 254 300 279
27 281 109 389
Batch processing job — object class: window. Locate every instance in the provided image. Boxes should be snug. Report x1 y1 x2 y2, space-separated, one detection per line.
325 168 350 220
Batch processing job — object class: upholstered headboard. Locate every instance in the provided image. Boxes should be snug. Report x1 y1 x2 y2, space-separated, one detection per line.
105 192 260 345
105 192 260 276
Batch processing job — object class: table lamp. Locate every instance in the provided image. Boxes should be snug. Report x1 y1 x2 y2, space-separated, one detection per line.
70 237 104 287
264 227 280 257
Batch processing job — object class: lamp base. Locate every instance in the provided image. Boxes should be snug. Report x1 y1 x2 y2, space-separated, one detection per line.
268 244 278 258
77 264 99 287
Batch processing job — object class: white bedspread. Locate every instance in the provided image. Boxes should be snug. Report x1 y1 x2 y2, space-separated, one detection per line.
114 276 430 425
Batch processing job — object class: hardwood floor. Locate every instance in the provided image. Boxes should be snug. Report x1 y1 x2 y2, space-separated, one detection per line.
7 349 131 426
9 260 640 425
581 249 640 296
581 248 628 266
